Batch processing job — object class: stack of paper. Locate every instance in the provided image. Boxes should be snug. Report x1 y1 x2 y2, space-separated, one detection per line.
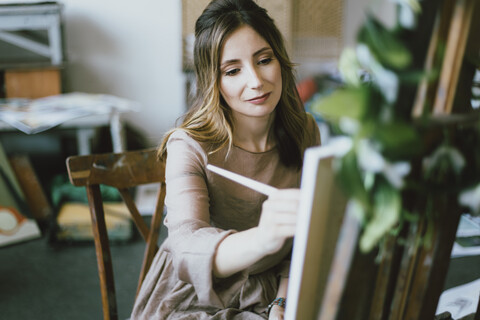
451 214 480 258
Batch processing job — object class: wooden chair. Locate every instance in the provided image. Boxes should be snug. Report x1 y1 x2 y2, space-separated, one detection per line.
66 148 166 320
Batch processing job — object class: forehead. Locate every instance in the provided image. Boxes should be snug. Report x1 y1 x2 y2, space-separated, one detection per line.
220 25 271 61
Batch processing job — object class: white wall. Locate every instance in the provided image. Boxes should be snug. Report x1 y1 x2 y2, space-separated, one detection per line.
61 0 184 146
344 0 371 48
344 0 396 47
56 0 393 146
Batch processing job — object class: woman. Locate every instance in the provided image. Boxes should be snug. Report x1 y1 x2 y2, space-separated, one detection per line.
131 0 320 319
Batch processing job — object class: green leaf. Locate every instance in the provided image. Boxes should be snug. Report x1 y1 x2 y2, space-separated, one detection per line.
360 181 401 252
373 122 421 158
397 69 438 85
358 16 412 70
339 48 362 87
337 151 370 209
310 87 368 122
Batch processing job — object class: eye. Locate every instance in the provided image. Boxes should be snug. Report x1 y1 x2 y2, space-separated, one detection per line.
258 57 273 65
224 68 240 76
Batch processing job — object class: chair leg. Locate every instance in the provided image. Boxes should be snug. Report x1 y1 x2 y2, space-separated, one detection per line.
137 183 166 296
86 185 118 320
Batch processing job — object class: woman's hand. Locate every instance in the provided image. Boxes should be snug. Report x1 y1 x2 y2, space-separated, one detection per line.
213 189 300 278
268 305 285 320
256 188 301 255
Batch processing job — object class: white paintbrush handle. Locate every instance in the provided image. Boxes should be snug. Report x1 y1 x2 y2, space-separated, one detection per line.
206 164 278 196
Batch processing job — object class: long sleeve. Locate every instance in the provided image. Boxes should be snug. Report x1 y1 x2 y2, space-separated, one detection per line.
132 115 322 319
163 131 248 308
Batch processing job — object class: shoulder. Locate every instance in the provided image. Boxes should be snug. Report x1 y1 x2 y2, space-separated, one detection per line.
166 130 209 168
168 130 206 151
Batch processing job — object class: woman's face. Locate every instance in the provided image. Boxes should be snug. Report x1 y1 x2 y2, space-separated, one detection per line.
219 25 282 123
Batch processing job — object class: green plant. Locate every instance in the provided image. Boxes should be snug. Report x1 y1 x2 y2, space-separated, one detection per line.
310 0 480 253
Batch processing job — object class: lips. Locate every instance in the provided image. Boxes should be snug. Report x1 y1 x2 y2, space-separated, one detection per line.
247 93 271 104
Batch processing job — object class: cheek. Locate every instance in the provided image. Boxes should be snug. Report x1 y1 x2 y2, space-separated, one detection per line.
277 71 283 91
275 67 283 88
219 79 228 100
273 67 283 96
220 78 241 100
266 63 282 90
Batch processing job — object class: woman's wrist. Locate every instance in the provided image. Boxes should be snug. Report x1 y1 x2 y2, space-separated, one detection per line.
267 297 286 315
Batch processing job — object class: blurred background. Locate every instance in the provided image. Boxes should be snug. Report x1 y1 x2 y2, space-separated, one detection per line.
0 0 396 145
0 0 478 319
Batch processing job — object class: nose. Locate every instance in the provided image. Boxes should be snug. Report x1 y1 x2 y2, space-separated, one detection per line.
246 66 263 89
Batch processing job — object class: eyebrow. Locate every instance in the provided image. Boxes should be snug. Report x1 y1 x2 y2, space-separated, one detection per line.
220 47 273 67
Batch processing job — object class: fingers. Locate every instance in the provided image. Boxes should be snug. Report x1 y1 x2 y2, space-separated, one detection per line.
255 188 301 254
268 188 301 201
261 188 301 226
262 200 299 216
260 210 296 226
271 225 297 238
263 188 301 213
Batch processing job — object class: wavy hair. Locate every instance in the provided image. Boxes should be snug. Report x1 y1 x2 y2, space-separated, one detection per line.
159 0 309 168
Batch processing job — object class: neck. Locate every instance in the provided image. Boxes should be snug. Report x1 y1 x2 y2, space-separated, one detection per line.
233 114 276 153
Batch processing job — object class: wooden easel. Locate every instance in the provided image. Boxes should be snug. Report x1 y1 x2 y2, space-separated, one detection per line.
287 0 480 319
342 0 480 319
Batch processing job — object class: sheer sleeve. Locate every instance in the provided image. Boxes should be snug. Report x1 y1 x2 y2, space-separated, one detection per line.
163 131 247 308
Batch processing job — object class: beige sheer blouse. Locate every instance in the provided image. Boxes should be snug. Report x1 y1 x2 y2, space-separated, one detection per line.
131 114 320 319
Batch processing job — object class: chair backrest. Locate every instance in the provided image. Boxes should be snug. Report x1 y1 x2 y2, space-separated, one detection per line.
66 148 166 320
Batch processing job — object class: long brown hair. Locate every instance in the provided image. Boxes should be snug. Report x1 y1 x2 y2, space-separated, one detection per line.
159 0 309 168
